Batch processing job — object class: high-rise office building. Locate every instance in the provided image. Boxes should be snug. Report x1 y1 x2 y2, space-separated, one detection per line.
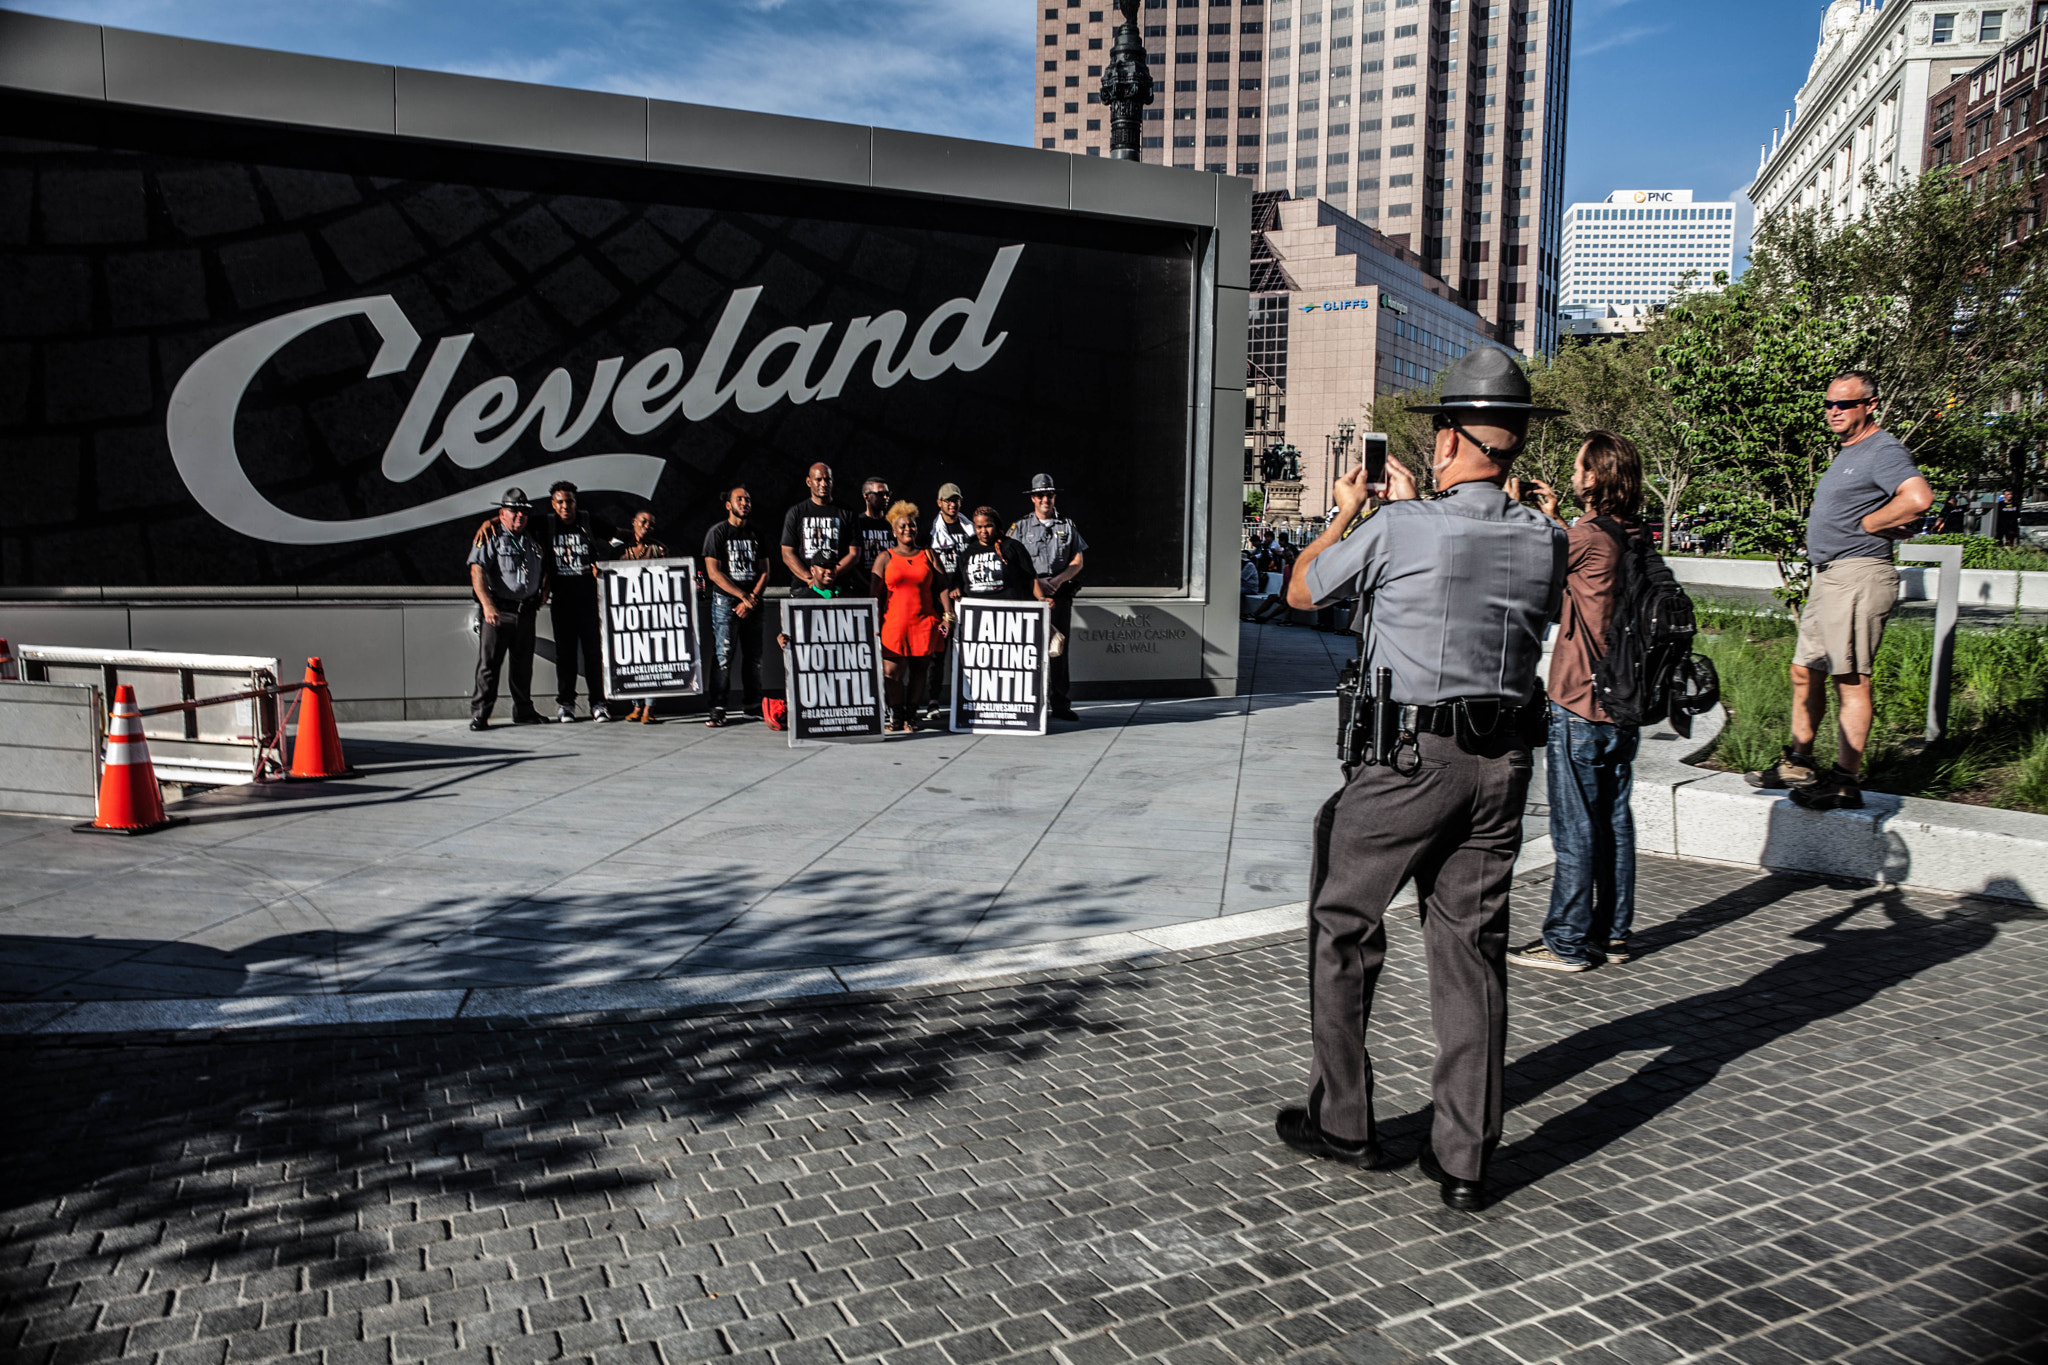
1035 0 1573 355
1560 190 1737 311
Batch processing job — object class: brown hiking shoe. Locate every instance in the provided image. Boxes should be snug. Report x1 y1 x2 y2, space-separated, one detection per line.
1745 746 1820 790
1790 765 1864 811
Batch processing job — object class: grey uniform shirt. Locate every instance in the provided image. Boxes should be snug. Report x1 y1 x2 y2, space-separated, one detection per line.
468 530 547 602
1007 514 1088 577
1300 483 1566 706
1807 430 1923 565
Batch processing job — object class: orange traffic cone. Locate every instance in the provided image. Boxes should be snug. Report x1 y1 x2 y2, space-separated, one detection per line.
76 684 184 835
288 657 357 779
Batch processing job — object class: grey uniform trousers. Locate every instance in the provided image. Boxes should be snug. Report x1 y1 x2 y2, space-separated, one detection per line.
1305 727 1533 1181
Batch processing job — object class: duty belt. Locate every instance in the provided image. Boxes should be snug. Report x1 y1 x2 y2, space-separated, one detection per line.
1399 697 1537 738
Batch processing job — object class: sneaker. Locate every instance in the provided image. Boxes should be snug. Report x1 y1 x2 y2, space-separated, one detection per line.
704 707 726 728
512 710 544 725
1745 746 1819 790
1508 941 1595 973
1604 939 1633 964
1789 765 1864 810
592 708 613 723
555 705 576 723
468 717 489 731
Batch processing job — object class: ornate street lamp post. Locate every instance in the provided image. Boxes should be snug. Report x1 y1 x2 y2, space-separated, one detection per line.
1101 0 1155 161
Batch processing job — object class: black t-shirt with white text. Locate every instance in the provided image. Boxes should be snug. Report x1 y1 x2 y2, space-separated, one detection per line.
542 511 614 578
928 515 971 576
953 538 1036 600
852 515 894 583
702 521 766 597
780 501 852 568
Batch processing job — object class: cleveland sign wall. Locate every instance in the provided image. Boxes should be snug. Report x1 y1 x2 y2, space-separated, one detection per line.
0 13 1249 716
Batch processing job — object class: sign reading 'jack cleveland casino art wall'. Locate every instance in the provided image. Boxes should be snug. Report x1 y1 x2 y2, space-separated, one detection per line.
0 100 1197 592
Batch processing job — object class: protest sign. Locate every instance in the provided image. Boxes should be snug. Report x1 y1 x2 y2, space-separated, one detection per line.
949 599 1050 735
781 598 885 743
597 557 703 699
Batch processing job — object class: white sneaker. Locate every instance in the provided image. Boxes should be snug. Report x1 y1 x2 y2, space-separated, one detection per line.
555 705 576 723
592 708 613 723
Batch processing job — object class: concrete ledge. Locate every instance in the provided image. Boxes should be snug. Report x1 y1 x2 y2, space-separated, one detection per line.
1667 555 2048 610
1628 704 2045 905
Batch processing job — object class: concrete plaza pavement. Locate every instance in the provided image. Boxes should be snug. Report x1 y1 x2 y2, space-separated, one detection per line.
3 854 2043 1365
3 624 1451 1017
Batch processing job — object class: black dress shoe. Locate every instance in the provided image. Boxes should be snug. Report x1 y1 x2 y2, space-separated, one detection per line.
1274 1109 1388 1169
1418 1146 1488 1211
468 717 489 731
511 711 544 725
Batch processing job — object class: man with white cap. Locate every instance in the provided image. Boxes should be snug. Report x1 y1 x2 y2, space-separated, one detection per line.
1273 347 1567 1212
1008 473 1087 722
926 483 972 721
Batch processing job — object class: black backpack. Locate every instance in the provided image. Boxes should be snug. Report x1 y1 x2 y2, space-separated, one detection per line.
1583 517 1715 730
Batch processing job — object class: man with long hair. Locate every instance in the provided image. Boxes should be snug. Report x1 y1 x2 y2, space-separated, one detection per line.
1510 431 1645 974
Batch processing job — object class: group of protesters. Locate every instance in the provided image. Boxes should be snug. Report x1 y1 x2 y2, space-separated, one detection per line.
464 466 1086 732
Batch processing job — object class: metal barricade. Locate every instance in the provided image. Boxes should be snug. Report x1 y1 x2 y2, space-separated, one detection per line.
16 646 280 786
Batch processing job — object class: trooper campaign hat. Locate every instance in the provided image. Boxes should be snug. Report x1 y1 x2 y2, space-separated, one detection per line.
498 487 532 510
1406 347 1564 418
1028 473 1058 495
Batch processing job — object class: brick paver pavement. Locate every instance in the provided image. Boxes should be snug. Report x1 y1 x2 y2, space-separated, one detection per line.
5 858 2044 1365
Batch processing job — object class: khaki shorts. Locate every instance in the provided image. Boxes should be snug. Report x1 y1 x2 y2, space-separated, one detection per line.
1794 557 1898 678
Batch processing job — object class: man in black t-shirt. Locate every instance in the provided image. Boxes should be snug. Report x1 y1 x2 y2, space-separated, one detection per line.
850 475 895 588
542 482 616 722
950 507 1037 602
702 485 770 727
779 462 858 588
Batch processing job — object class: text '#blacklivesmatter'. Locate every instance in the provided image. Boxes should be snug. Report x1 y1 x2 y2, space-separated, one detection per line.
790 609 876 712
606 565 696 673
957 609 1040 710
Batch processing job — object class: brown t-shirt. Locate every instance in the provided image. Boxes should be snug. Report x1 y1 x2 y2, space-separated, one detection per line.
1548 516 1634 724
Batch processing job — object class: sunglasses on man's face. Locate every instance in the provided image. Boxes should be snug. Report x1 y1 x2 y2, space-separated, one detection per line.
1823 398 1872 410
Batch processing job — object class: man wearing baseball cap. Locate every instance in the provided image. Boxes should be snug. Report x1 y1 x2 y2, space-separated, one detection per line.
466 487 551 730
1008 473 1087 721
926 483 972 722
1271 347 1567 1212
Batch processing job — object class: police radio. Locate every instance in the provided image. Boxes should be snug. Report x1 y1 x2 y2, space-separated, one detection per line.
1336 660 1399 767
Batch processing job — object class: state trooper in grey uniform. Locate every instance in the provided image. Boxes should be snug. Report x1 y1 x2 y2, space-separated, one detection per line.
1008 473 1087 721
1273 348 1566 1211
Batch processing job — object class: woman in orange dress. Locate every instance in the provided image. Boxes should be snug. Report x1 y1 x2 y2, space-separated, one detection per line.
870 500 950 732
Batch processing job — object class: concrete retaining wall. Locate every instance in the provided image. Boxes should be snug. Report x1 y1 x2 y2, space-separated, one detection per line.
1667 555 2048 610
0 681 100 819
1630 705 2045 905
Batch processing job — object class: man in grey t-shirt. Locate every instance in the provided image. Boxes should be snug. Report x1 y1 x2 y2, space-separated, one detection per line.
1746 370 1932 810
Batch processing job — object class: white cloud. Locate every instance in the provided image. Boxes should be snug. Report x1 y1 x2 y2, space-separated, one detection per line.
1578 23 1668 57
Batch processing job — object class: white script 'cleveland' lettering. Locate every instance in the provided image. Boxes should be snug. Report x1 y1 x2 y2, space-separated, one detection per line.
164 246 1026 545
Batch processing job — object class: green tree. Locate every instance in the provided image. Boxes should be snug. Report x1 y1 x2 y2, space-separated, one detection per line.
1525 327 1701 540
1652 283 1860 607
1744 166 2046 491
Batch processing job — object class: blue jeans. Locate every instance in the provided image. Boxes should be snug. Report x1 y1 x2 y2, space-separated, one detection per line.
1542 701 1637 963
706 593 763 712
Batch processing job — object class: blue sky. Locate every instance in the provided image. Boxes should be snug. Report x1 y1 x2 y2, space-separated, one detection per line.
6 0 1826 215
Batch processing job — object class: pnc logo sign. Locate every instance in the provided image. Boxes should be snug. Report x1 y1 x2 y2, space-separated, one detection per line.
164 246 1026 545
1632 192 1673 203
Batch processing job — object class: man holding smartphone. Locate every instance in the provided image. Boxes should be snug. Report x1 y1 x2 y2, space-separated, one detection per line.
1274 348 1566 1212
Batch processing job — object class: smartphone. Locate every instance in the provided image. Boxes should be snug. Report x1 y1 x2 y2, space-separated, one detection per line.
1361 433 1390 494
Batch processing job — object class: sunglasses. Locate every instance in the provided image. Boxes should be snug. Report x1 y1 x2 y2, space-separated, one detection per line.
1822 398 1872 410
